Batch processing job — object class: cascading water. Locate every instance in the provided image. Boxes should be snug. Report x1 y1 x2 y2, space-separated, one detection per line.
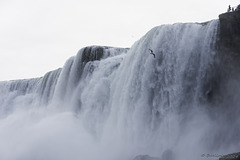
0 19 239 160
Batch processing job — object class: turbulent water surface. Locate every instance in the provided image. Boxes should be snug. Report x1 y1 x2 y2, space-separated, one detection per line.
0 20 239 160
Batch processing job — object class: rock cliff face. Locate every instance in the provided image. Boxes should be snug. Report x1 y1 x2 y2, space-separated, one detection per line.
216 10 240 160
218 10 240 53
207 10 240 108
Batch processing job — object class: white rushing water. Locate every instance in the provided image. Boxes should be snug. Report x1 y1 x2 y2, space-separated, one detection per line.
0 20 239 160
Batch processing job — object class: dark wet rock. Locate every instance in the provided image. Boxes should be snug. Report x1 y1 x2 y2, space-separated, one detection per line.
80 46 129 63
201 10 240 107
218 10 240 53
219 152 240 160
81 46 105 63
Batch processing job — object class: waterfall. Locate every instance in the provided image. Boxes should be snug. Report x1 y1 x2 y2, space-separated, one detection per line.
0 20 239 160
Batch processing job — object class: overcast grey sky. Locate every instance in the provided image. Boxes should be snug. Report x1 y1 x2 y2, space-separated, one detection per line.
0 0 239 81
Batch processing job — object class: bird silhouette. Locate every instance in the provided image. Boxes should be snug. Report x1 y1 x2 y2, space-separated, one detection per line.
149 49 155 58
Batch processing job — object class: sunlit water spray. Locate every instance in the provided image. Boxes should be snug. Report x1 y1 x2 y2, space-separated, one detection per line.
0 20 239 160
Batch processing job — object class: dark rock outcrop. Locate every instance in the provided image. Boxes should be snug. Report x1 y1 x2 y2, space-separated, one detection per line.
81 46 105 63
219 152 240 160
81 46 129 63
205 10 240 106
218 10 240 53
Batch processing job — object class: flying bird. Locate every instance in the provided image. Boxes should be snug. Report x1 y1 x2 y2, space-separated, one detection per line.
149 49 155 58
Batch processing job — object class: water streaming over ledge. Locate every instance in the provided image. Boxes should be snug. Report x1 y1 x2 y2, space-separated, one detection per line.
0 20 239 160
